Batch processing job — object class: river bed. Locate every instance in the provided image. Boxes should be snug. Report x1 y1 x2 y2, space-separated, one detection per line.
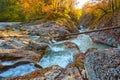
0 24 112 78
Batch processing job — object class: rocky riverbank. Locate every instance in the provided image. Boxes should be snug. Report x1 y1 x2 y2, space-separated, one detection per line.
0 19 120 80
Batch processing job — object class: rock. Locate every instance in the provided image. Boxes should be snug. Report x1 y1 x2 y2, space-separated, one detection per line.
0 22 21 30
84 48 120 80
7 52 87 80
0 24 10 30
63 42 80 55
27 41 48 50
0 49 41 62
26 41 49 54
0 49 43 72
8 64 84 80
21 21 78 41
90 29 120 47
89 11 120 47
8 65 63 80
57 64 83 80
42 21 56 27
74 54 85 69
0 38 30 49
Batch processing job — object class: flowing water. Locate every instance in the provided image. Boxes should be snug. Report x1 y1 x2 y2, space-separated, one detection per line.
0 25 112 78
39 32 111 68
0 63 38 78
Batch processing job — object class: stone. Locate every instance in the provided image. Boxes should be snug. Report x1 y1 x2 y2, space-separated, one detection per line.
21 21 78 42
89 11 120 47
84 48 120 80
90 29 120 47
0 49 41 62
0 49 43 72
57 65 83 80
8 65 63 80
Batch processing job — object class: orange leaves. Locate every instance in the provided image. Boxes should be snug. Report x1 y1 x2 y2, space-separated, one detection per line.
21 2 29 9
42 5 53 12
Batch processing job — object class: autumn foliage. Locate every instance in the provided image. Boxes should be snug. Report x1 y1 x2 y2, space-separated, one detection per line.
0 0 82 26
80 0 120 28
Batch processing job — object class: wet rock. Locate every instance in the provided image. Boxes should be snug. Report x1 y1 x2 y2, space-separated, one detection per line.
0 22 21 30
21 21 77 41
74 54 85 69
28 41 48 50
27 41 49 54
90 29 120 47
8 64 84 80
0 49 41 62
0 25 10 30
0 36 33 50
0 43 15 49
63 42 80 54
0 49 43 73
42 21 56 27
84 48 120 80
57 65 83 80
8 65 63 80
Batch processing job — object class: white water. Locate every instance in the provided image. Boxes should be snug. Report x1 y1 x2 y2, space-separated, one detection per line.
39 30 111 68
0 60 14 66
71 34 110 53
39 46 77 68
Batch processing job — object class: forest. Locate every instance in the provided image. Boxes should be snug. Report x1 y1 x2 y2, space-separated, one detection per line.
0 0 120 25
0 0 120 80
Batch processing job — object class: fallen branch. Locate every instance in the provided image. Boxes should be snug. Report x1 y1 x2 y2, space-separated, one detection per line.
59 26 120 37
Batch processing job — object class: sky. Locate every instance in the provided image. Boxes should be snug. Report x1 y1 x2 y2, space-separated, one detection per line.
76 0 89 8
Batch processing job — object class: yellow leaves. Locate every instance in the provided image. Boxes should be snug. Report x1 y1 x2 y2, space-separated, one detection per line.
42 5 53 12
21 2 29 9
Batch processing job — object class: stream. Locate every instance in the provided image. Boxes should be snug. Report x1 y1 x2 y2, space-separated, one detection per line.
0 24 112 78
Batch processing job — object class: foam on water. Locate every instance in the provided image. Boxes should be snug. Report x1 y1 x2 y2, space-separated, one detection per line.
71 34 111 53
0 61 14 66
39 46 76 68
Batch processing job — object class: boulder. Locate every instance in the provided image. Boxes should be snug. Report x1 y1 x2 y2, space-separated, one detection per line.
8 65 63 80
21 21 78 41
0 22 21 30
84 48 120 80
0 49 41 62
57 65 83 80
0 49 43 72
90 11 120 47
90 29 120 47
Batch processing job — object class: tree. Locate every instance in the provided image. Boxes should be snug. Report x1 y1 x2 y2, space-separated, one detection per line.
0 0 25 21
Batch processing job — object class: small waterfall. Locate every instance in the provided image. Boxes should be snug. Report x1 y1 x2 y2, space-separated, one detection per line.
71 34 111 53
39 28 111 68
39 42 77 68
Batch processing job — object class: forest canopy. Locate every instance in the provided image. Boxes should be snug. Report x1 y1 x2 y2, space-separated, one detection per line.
80 0 120 28
0 0 82 26
0 0 120 27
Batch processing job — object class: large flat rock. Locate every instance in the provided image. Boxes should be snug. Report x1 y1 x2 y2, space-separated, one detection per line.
84 48 120 80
